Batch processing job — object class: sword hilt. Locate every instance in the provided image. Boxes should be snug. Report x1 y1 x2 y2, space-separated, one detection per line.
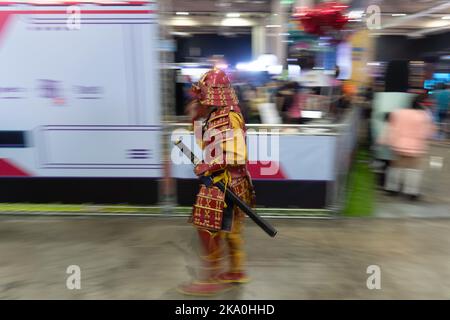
174 138 201 165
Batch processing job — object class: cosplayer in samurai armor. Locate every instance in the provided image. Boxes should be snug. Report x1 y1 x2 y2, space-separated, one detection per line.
178 68 256 296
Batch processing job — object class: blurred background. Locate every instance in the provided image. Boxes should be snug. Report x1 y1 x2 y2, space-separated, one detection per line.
0 0 449 299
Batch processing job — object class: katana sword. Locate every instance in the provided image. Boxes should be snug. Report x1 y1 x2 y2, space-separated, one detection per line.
174 138 277 238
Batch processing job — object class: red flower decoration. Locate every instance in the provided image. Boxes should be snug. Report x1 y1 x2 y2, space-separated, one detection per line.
295 1 348 37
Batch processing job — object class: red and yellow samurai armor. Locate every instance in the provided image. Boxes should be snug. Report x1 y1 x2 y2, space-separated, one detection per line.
179 68 256 296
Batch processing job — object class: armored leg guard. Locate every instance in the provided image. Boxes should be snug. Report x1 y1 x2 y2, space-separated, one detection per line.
178 229 232 296
217 213 250 284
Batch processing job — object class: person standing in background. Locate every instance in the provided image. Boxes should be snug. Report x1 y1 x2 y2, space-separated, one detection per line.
378 94 435 200
433 83 450 140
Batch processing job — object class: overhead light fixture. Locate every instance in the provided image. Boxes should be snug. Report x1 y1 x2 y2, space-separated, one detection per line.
382 2 450 30
226 13 241 18
171 31 191 37
347 10 364 19
221 18 252 27
427 19 450 28
266 24 281 28
216 1 232 7
175 12 189 16
442 16 450 20
170 17 199 27
391 13 407 17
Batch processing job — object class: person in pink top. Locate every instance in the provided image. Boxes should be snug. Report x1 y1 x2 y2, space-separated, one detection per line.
378 94 436 199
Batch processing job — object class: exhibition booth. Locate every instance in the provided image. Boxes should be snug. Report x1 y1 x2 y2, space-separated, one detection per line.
169 108 359 210
1 1 446 213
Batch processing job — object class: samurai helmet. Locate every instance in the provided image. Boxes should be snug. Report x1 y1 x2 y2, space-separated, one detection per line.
191 68 239 107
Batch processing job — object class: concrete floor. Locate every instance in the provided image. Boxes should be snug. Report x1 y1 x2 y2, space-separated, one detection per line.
0 216 449 299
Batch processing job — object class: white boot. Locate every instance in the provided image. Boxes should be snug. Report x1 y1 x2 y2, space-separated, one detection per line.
385 167 402 192
403 169 422 196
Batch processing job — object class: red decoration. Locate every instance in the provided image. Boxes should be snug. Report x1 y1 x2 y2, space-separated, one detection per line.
295 1 349 37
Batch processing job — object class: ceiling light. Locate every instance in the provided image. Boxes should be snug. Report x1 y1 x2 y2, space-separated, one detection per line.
391 13 406 17
175 12 189 16
347 10 364 19
266 24 281 28
216 2 232 7
221 18 252 27
170 17 199 27
171 31 191 37
226 13 241 18
427 20 449 28
442 16 450 20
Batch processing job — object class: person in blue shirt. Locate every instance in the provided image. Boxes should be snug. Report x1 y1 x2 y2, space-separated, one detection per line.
433 83 449 139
